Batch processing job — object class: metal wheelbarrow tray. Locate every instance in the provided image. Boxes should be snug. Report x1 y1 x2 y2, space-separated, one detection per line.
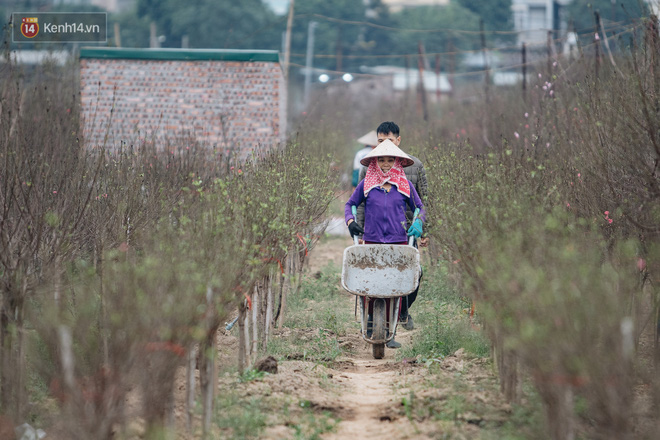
341 244 420 298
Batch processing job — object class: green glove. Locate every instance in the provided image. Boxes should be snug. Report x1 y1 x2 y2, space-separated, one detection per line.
407 218 423 238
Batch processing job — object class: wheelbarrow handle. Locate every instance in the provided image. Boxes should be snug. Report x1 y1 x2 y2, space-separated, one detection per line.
408 208 420 246
351 205 359 245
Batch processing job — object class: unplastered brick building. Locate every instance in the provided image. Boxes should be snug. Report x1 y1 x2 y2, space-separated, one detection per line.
79 47 286 158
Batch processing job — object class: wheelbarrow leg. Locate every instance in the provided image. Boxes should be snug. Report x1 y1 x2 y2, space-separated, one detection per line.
360 297 368 338
389 297 401 338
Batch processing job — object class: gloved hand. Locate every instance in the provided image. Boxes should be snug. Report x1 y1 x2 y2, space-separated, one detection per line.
407 218 423 238
348 220 364 238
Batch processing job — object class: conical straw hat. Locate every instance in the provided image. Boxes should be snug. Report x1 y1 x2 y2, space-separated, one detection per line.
357 130 378 147
360 139 414 167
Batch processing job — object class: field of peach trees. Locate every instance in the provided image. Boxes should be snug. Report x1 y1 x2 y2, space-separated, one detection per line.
1 15 660 440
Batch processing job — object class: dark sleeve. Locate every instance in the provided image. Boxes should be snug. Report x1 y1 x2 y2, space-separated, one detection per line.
416 162 428 203
408 183 425 222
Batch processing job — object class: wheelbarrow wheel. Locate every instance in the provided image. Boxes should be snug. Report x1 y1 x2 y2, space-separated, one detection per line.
372 299 386 359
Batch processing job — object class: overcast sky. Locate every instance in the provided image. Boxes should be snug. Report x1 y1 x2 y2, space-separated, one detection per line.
262 0 288 15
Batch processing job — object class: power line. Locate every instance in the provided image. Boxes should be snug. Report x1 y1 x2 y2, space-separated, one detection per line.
287 22 641 80
286 22 640 61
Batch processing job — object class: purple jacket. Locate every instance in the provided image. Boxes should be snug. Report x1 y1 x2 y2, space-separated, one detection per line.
345 180 425 243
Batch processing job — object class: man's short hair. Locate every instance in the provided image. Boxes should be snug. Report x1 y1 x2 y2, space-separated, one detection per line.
376 121 400 136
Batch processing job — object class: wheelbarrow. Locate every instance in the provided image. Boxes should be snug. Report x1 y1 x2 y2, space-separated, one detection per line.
341 207 421 359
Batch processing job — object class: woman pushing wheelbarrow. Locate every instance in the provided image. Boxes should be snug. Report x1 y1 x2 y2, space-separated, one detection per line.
342 139 424 359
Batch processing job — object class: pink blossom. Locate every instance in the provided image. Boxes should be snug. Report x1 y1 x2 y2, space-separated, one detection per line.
525 124 529 129
604 211 609 216
566 203 570 208
574 107 578 112
594 33 600 41
549 90 554 96
637 258 647 272
53 191 57 194
538 73 542 78
608 218 613 224
524 112 529 118
546 143 550 148
238 169 242 174
230 166 235 170
514 132 520 139
553 61 557 67
577 173 581 178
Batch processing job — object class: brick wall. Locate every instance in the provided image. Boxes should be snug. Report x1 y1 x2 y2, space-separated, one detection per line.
79 48 285 158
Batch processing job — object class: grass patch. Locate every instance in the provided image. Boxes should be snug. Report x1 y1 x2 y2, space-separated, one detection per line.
268 328 345 363
291 403 338 440
214 394 267 439
268 261 355 363
399 264 490 361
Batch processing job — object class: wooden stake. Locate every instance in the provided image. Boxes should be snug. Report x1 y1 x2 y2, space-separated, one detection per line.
186 346 196 433
265 270 273 349
252 286 259 360
238 302 247 374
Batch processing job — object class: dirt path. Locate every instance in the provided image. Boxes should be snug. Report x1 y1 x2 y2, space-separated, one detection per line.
308 235 431 439
322 329 427 440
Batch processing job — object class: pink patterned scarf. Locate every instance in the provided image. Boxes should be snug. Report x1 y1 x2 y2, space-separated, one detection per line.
363 157 410 198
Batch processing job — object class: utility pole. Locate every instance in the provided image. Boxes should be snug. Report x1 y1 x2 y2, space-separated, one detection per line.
149 22 159 48
303 21 318 109
283 0 295 81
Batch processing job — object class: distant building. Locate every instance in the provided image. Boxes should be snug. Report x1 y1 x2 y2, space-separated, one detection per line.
79 48 286 157
0 50 70 66
359 65 452 100
381 0 450 13
511 0 571 47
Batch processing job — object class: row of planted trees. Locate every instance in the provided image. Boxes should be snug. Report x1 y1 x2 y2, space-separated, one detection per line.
0 60 338 437
407 15 660 440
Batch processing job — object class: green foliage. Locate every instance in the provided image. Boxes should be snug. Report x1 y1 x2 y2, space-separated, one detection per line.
134 0 280 49
391 4 482 54
565 0 648 35
455 0 514 35
238 368 268 383
290 0 368 71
